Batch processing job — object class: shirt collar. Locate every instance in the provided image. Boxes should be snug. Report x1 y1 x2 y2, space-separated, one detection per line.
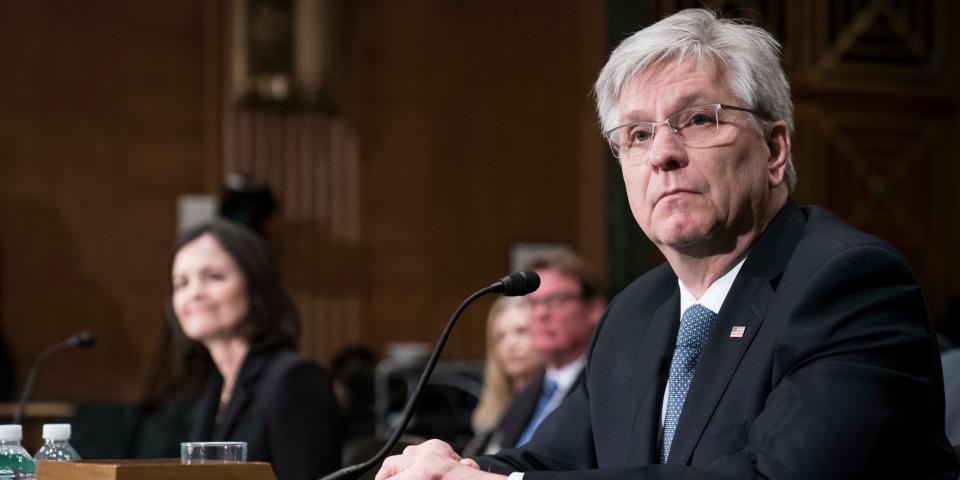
545 354 586 391
678 255 748 316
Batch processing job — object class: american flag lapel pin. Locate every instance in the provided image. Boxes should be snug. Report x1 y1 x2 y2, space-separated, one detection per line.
730 326 746 338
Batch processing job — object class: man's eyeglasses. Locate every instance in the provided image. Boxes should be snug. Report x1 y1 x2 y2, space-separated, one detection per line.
522 292 584 310
603 103 762 165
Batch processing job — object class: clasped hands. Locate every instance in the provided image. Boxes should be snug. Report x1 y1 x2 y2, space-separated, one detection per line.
376 439 508 480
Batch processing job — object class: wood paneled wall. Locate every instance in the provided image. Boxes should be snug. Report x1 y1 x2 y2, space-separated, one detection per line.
0 1 221 400
3 0 958 405
658 0 960 323
223 109 365 363
0 0 608 402
284 0 609 362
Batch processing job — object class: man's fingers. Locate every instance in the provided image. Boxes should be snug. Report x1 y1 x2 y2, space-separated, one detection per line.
399 439 460 459
459 458 480 469
421 438 461 459
375 438 463 480
376 454 410 480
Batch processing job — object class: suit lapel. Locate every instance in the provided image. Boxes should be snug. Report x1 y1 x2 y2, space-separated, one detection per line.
667 201 807 465
189 373 221 441
499 375 544 448
624 289 680 465
213 383 251 440
212 349 271 440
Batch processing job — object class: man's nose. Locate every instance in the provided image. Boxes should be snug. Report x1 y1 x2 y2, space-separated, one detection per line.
645 125 688 171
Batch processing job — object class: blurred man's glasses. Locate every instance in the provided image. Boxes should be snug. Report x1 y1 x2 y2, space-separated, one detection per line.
603 104 762 165
522 292 583 310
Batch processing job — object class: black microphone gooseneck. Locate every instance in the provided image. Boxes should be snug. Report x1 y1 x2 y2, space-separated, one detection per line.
13 331 97 425
320 271 540 480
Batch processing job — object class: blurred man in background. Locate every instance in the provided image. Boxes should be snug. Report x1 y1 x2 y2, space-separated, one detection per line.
474 252 604 453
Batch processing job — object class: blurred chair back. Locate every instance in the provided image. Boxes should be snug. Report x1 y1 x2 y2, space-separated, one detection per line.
373 356 482 453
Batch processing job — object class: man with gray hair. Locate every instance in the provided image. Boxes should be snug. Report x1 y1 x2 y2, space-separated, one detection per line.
377 9 958 479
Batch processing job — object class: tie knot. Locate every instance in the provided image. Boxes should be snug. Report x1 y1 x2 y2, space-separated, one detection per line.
676 304 716 349
542 379 559 397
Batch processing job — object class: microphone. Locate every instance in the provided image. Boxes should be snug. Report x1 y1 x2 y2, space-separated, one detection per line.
320 271 540 480
13 331 97 425
490 270 541 296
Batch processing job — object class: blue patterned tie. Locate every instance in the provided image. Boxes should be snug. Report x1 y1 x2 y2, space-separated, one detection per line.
516 379 559 447
660 304 717 463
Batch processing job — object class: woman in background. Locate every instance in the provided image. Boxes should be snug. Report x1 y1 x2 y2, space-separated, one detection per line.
464 296 543 455
169 219 342 480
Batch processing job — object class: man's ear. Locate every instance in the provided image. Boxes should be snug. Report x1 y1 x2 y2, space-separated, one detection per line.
766 121 790 187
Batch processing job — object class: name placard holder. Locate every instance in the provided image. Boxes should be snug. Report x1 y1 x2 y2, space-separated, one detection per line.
37 458 276 480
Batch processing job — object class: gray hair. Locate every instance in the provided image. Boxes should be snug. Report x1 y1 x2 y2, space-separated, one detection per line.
594 9 797 191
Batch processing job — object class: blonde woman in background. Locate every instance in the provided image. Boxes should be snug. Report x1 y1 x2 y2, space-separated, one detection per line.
464 297 543 455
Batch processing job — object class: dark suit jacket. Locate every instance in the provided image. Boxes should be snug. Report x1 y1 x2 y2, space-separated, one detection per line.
941 348 960 445
466 369 586 455
477 201 959 479
189 347 343 480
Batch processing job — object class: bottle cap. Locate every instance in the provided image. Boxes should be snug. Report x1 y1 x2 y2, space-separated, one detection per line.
42 423 71 440
0 425 22 441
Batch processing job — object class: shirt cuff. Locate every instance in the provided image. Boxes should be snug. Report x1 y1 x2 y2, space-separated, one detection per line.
507 473 524 480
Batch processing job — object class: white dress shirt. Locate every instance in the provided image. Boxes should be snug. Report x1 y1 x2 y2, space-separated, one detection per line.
541 354 586 415
659 256 747 430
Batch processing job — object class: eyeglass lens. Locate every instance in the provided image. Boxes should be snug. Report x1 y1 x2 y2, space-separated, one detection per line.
522 292 582 309
607 104 723 162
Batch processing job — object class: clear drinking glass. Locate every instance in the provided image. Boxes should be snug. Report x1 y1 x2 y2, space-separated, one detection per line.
180 441 247 464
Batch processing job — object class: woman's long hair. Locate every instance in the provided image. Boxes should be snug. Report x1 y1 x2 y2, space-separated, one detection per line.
471 297 541 432
142 219 301 412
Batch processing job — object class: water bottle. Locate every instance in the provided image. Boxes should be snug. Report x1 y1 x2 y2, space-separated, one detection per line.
0 425 36 480
34 424 80 461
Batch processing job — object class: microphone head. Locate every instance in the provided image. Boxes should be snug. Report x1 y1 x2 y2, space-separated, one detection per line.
67 331 97 349
494 271 540 296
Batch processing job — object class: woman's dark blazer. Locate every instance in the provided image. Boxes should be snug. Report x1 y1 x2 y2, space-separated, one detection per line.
189 346 343 480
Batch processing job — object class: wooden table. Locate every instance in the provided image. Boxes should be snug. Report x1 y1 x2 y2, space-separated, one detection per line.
38 458 276 480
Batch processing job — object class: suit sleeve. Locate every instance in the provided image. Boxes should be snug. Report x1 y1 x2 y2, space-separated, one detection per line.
475 381 597 474
478 244 956 479
267 360 344 480
726 244 955 479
